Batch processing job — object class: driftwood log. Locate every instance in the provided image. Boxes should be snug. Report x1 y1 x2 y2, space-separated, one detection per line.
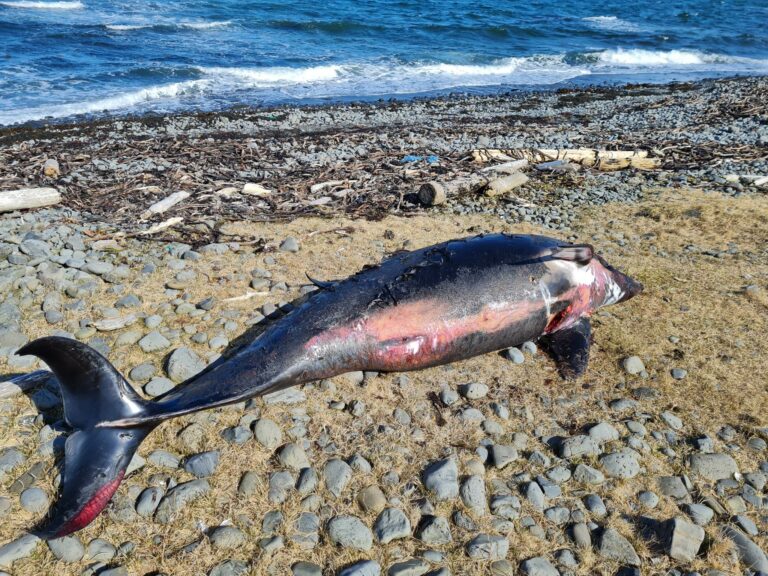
472 148 659 171
485 172 530 197
0 187 61 213
419 169 530 206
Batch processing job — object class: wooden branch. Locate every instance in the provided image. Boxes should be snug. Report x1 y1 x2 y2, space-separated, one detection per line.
0 187 61 213
485 172 530 197
419 173 489 206
420 170 530 204
472 148 659 170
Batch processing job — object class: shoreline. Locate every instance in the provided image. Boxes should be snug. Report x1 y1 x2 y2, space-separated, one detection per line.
1 72 765 136
1 75 766 239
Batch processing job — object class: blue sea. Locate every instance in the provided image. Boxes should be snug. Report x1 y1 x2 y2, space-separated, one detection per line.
1 0 767 125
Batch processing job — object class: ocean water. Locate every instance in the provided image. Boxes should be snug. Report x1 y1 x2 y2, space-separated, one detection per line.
1 0 767 125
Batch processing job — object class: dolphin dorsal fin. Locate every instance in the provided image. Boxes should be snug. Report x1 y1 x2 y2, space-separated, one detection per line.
550 244 593 265
305 273 336 291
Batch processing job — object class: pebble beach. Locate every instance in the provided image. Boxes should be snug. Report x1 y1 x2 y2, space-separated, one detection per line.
0 76 767 576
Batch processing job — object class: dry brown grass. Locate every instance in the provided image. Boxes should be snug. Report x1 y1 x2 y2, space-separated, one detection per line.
1 187 767 575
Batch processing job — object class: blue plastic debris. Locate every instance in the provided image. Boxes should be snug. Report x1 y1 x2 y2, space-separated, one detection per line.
426 155 439 164
401 154 422 163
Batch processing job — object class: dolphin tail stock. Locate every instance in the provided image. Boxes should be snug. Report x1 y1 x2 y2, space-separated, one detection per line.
17 336 159 539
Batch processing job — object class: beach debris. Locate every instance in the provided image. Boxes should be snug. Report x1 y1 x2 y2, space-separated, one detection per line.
242 183 271 196
419 169 528 205
418 174 491 206
536 159 580 172
42 158 60 178
417 181 446 206
140 217 184 235
480 159 528 174
400 154 439 164
484 172 530 197
141 191 190 219
0 187 61 213
310 180 345 194
755 175 768 187
473 148 659 170
215 187 239 198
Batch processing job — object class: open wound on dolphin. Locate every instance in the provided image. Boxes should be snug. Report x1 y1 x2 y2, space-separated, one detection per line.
309 297 547 370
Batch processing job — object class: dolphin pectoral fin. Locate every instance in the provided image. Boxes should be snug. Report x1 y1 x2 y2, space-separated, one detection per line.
540 317 591 379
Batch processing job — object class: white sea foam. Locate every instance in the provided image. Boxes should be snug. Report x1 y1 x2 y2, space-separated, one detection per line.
416 58 525 77
178 21 231 30
598 48 706 66
582 16 639 32
105 21 231 31
0 80 208 125
0 0 83 8
105 24 150 31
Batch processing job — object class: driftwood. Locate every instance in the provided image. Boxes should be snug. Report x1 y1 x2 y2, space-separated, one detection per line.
480 159 528 174
141 191 190 219
141 217 184 235
0 187 62 213
485 172 530 197
472 148 659 170
242 183 271 197
418 173 490 206
310 180 345 194
420 169 530 205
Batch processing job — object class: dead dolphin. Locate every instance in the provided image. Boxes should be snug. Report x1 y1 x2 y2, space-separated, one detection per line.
18 233 641 537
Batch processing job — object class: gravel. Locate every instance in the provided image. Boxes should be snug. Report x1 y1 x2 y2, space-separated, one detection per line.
135 487 163 517
183 450 220 478
373 508 411 544
519 557 559 576
323 458 353 498
598 528 640 566
600 452 641 478
689 453 738 481
665 517 705 562
137 330 171 352
165 347 206 382
253 418 283 450
337 560 381 576
209 526 246 550
422 458 458 501
622 356 645 375
358 485 387 514
154 479 210 523
19 487 48 513
0 534 40 569
47 536 85 562
415 515 452 545
327 515 373 550
466 534 509 560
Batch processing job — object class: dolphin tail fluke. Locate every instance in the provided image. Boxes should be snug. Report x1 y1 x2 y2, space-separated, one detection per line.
17 336 157 538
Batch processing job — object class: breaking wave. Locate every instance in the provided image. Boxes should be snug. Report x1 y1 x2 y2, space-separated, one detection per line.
2 50 768 125
0 0 83 8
